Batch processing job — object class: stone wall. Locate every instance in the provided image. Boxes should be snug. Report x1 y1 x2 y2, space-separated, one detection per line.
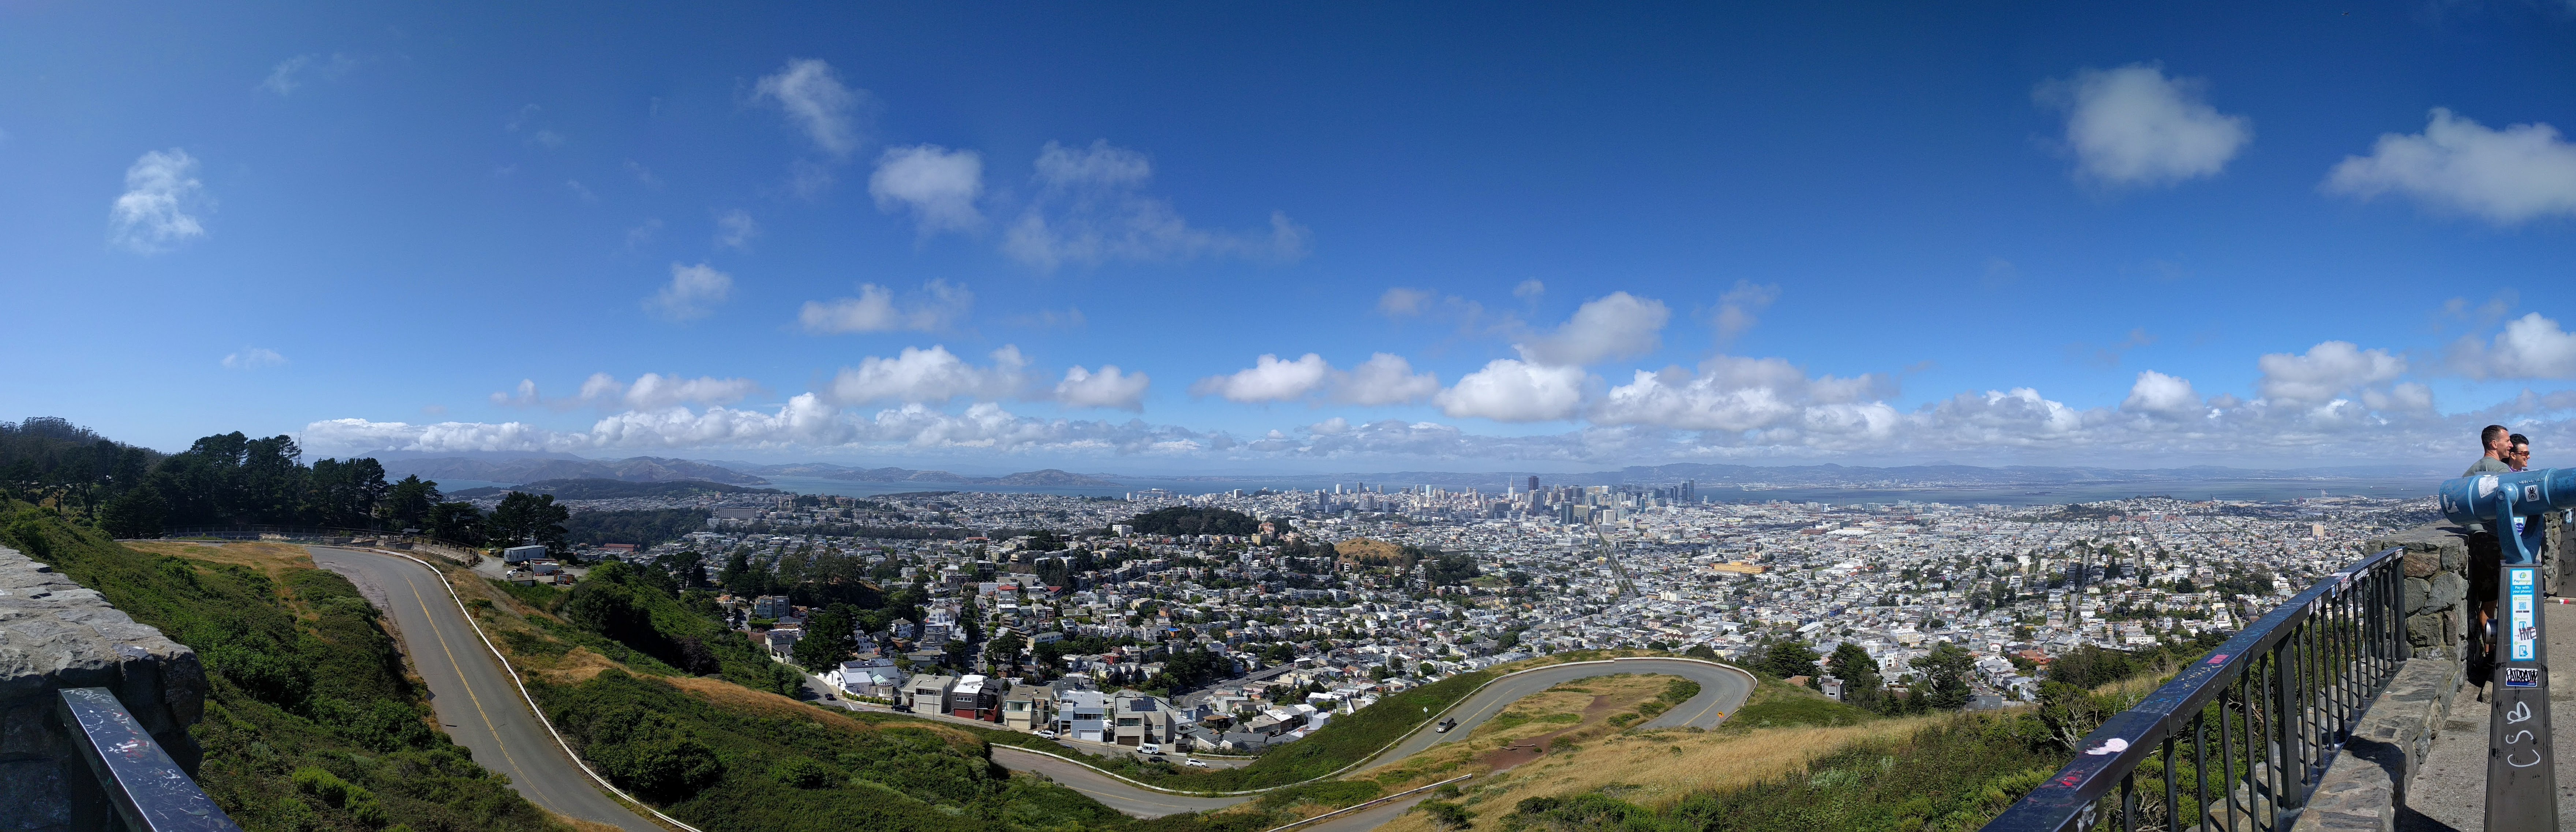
2293 517 2568 832
0 543 208 832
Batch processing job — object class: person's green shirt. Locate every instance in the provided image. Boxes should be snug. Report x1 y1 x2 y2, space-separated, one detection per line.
2465 457 2513 477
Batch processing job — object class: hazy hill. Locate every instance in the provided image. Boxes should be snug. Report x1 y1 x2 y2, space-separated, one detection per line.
380 455 769 486
448 478 783 500
716 462 1123 488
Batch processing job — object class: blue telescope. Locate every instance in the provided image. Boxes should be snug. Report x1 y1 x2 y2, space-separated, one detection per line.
2438 469 2576 564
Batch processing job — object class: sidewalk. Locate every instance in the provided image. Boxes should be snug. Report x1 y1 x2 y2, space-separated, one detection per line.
2399 600 2576 829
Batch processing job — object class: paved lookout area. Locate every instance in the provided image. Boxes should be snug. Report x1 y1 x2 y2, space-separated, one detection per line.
2400 599 2576 830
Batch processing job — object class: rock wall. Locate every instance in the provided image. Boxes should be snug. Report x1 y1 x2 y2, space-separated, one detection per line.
0 543 208 832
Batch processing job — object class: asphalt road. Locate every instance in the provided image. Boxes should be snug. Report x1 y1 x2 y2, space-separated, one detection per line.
991 746 1255 817
1359 657 1753 775
987 657 1753 821
308 547 667 832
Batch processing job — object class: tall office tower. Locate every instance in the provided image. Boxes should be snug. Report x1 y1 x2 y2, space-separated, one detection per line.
1528 475 1540 493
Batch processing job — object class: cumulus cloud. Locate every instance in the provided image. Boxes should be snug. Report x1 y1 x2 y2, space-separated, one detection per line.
1055 365 1151 410
1003 140 1309 271
2256 341 2405 405
2121 370 2203 417
1333 353 1442 406
1591 355 1892 432
754 58 867 157
1191 354 1332 403
646 262 733 321
1378 287 1434 317
826 345 1029 406
491 373 761 411
1513 280 1545 301
2037 63 2251 187
1517 292 1670 366
714 209 759 249
110 149 209 253
2450 313 2576 380
797 280 972 334
221 347 286 370
1712 281 1779 344
870 145 983 234
2325 108 2576 224
1435 359 1588 422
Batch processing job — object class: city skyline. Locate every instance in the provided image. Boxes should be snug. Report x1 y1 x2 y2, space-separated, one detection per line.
7 3 2576 470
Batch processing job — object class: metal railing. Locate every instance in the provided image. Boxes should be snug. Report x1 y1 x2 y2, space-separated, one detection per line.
1981 546 2407 832
57 687 241 831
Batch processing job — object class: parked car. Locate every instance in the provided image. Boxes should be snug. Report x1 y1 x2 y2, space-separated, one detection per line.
1035 730 1057 740
1138 743 1162 755
1184 758 1209 768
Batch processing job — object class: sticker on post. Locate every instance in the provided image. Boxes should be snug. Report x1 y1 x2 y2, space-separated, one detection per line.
2506 667 2541 689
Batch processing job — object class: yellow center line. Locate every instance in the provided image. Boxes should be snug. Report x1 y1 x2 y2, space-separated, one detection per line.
389 556 531 783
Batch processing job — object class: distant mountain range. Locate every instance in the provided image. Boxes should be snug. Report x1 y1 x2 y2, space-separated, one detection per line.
448 478 783 500
380 456 770 486
711 462 1124 489
372 450 2448 495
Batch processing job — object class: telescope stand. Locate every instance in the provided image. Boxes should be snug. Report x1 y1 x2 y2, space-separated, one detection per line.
2486 489 2559 832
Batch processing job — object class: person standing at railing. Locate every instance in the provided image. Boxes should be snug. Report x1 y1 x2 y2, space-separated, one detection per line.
2508 432 2531 472
2464 425 2514 699
2467 424 2515 477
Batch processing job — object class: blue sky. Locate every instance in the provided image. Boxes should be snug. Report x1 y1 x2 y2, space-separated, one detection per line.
6 2 2576 472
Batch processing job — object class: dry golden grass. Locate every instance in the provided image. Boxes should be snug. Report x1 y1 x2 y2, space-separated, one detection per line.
532 647 619 684
127 541 314 580
1366 674 1680 791
1366 713 1951 832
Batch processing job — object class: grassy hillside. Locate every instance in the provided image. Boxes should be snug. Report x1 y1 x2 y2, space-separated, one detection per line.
460 554 1163 831
0 507 569 832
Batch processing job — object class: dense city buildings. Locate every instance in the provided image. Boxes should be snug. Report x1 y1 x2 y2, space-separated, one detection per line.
551 480 2434 748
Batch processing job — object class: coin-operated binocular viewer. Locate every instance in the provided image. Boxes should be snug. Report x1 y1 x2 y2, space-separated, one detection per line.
2438 467 2576 830
2439 468 2576 564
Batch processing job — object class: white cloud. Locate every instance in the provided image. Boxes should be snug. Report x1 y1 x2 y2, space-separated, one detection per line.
617 373 762 410
221 347 285 370
1378 287 1434 317
623 218 662 248
2450 313 2576 379
1590 355 1891 432
1513 280 1545 301
110 149 209 254
646 262 733 321
491 373 759 411
826 345 1029 406
754 58 866 157
1712 281 1779 343
1003 140 1309 271
1517 291 1670 366
1332 353 1441 406
1192 354 1332 403
714 209 759 249
2037 63 2251 186
870 145 984 234
1055 365 1151 411
259 53 355 96
797 279 972 334
1435 359 1587 422
2121 370 2203 417
2361 383 2436 414
2324 108 2576 224
2256 341 2405 405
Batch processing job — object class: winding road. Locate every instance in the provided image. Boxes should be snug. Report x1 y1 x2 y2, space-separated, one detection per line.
988 656 1753 825
308 547 668 832
313 544 1751 831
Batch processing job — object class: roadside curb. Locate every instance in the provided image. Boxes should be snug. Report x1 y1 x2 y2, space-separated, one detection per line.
361 548 706 832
